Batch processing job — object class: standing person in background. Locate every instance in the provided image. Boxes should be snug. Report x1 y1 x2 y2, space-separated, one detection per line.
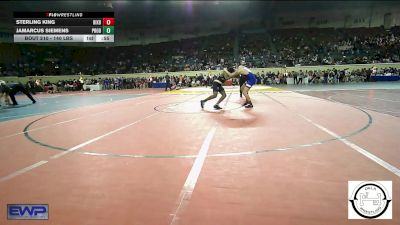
178 75 183 89
297 70 304 85
277 72 283 84
165 73 171 91
308 71 315 84
323 70 329 84
27 78 36 95
283 68 288 85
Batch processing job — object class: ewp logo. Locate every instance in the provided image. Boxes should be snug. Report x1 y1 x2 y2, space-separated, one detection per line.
7 204 49 220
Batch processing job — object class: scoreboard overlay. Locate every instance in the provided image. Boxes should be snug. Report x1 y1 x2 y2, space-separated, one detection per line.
14 12 114 43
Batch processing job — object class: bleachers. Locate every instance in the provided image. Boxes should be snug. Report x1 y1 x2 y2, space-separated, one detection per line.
0 26 399 77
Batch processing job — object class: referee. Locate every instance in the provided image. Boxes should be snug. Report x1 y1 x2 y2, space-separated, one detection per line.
0 81 36 105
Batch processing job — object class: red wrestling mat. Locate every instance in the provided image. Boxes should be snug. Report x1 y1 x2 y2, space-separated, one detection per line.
0 89 399 225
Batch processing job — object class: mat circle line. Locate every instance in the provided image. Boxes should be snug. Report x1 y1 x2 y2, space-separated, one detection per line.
22 92 373 158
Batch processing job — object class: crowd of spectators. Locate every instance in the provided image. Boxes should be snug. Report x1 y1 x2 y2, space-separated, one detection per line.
12 66 396 94
238 26 400 68
0 26 399 78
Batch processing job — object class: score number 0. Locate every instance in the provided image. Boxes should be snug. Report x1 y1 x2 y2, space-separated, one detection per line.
102 18 114 35
102 18 114 26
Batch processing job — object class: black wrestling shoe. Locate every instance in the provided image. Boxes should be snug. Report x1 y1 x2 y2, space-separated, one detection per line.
32 100 36 104
242 101 248 106
214 105 222 110
200 100 205 109
244 103 253 108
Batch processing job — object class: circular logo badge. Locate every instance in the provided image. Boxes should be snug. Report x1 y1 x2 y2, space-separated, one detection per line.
349 181 391 219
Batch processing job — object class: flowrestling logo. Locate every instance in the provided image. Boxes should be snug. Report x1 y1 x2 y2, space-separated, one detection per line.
7 204 49 220
348 181 392 219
